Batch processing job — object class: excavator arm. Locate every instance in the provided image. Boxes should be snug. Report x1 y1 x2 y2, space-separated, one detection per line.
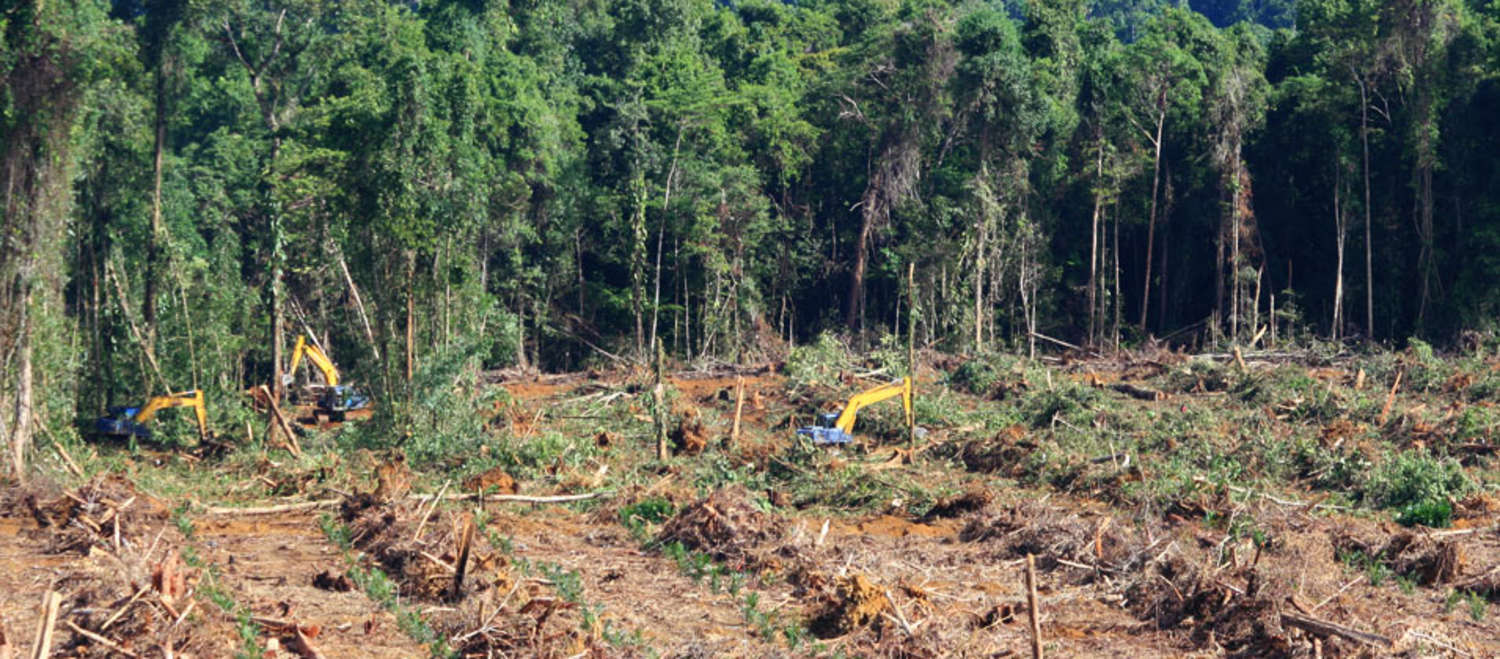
99 389 207 441
831 379 912 434
797 378 914 445
286 334 341 387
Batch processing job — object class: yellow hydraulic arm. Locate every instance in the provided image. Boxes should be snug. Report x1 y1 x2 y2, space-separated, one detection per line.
285 334 340 387
830 378 914 435
798 378 914 445
134 389 208 440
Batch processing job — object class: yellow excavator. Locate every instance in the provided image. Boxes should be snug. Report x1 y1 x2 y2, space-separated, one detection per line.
797 378 914 445
95 389 208 441
282 334 370 419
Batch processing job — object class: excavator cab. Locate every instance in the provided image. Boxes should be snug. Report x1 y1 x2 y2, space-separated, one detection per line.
796 378 914 446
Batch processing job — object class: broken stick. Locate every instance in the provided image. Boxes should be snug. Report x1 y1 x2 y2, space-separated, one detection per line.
1025 554 1043 659
450 513 476 600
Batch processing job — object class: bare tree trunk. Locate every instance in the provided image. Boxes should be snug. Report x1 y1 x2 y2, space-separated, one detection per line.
1088 145 1103 346
1231 156 1242 343
1112 203 1122 351
1332 169 1345 341
144 68 166 379
1416 164 1433 328
405 252 415 384
1158 163 1173 332
848 200 876 331
10 296 31 484
1140 102 1166 330
974 195 988 352
1357 74 1374 340
650 130 682 357
271 226 284 401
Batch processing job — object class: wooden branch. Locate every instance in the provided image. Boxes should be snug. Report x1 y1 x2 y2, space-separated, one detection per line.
1280 612 1392 648
29 591 60 659
64 621 138 658
1311 575 1363 613
428 492 606 505
335 250 380 361
203 500 340 515
412 480 450 541
105 261 171 394
33 418 82 478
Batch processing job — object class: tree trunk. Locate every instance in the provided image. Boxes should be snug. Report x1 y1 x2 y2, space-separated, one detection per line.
1416 163 1433 328
144 67 167 381
1332 168 1345 341
405 253 415 384
1088 144 1103 346
1358 74 1374 340
1231 156 1242 343
10 296 31 484
1113 202 1122 351
848 198 876 331
974 193 988 352
1140 101 1166 330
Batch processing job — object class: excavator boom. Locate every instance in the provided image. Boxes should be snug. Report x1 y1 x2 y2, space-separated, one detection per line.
97 389 207 441
286 334 341 387
797 378 914 445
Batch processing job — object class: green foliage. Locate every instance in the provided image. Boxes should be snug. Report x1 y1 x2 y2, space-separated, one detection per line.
948 359 999 396
784 333 851 388
619 497 676 541
1363 452 1473 525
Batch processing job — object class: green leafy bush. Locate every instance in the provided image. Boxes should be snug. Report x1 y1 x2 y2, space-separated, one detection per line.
1363 451 1472 526
784 332 851 388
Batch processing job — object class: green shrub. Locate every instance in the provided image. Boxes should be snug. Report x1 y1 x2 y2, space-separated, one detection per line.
1363 451 1472 526
785 333 851 388
948 359 998 396
1396 499 1454 528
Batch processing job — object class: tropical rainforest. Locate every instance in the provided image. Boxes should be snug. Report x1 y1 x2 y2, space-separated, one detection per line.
4 0 1500 459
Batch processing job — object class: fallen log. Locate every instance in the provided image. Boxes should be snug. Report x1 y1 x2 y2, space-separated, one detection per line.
1280 612 1393 648
1110 383 1165 401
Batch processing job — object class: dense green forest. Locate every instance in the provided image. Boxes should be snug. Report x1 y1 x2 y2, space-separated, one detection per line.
4 0 1500 461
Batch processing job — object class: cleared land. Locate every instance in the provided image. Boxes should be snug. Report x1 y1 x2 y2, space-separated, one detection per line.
2 342 1499 657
